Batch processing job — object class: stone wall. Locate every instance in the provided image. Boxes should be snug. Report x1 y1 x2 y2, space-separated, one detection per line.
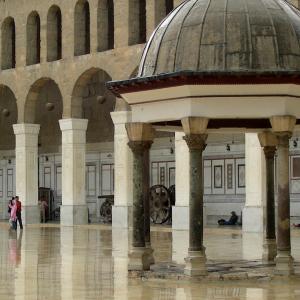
0 0 185 152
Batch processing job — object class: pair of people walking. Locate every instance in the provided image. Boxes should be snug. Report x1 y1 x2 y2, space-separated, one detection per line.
8 196 23 230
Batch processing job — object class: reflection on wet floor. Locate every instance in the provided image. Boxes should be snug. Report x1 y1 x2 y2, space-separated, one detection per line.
0 223 300 300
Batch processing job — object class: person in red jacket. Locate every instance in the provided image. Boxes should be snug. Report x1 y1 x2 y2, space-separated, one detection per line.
15 196 23 230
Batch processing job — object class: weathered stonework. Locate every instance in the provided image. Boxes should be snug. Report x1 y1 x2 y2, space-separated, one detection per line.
126 122 155 271
181 119 208 276
271 115 296 274
139 0 300 77
0 0 184 222
0 0 185 153
13 123 40 224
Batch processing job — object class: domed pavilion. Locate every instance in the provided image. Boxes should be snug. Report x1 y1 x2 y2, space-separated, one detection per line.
107 0 300 276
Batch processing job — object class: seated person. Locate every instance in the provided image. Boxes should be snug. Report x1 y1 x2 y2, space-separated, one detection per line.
218 211 238 226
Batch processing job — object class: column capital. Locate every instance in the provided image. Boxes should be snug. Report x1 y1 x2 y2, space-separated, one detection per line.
183 134 207 151
270 115 296 135
125 123 154 142
258 131 277 159
13 123 40 135
59 118 88 132
128 140 153 155
181 117 208 135
263 146 277 159
258 131 278 147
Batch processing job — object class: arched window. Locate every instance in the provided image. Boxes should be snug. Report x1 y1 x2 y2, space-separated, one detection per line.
74 0 90 56
1 17 16 70
165 0 174 15
128 0 146 45
98 0 114 51
27 12 41 65
47 5 62 62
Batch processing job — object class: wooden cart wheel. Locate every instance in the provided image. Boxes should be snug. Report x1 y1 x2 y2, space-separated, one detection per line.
149 185 171 224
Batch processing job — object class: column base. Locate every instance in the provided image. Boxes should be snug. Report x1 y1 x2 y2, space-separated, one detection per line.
242 206 264 233
275 250 294 275
22 205 40 225
262 239 277 261
184 249 207 276
60 205 88 226
172 206 189 230
112 206 132 228
128 247 151 271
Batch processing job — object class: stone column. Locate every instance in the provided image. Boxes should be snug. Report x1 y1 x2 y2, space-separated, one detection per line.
59 119 88 226
172 132 190 230
13 123 40 224
258 132 278 261
126 122 154 271
270 115 296 275
110 111 133 228
181 117 208 276
243 133 266 233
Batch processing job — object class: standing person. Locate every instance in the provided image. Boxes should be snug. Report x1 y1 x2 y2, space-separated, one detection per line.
15 196 23 230
9 198 17 231
38 198 48 223
7 197 14 215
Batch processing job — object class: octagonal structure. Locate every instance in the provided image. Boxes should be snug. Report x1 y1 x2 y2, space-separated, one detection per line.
107 0 300 131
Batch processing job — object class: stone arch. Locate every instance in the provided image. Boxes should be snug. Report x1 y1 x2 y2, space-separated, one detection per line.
1 17 16 70
47 5 62 62
74 0 90 56
71 68 115 143
25 78 63 152
26 11 41 65
97 0 114 52
128 0 146 45
0 85 17 150
25 78 63 123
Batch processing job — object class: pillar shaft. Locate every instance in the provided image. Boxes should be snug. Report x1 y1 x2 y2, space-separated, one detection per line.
143 146 151 246
13 123 40 224
126 122 154 271
258 132 278 260
111 111 133 228
264 146 276 240
173 132 190 230
276 135 291 251
270 115 296 275
184 134 206 252
181 117 208 276
59 118 88 225
128 141 152 248
244 133 265 233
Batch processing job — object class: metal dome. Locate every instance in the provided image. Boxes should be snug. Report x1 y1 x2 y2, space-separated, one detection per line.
138 0 300 77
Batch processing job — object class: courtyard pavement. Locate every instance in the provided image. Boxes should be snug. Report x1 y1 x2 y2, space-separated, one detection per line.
0 223 299 299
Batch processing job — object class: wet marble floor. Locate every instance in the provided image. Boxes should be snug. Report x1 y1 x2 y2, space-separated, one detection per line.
0 223 300 299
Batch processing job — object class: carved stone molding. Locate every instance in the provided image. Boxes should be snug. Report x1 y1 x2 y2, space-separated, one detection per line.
128 140 153 155
183 134 207 151
263 146 276 159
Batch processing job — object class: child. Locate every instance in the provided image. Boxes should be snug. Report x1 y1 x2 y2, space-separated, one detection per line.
7 197 14 214
9 199 17 230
